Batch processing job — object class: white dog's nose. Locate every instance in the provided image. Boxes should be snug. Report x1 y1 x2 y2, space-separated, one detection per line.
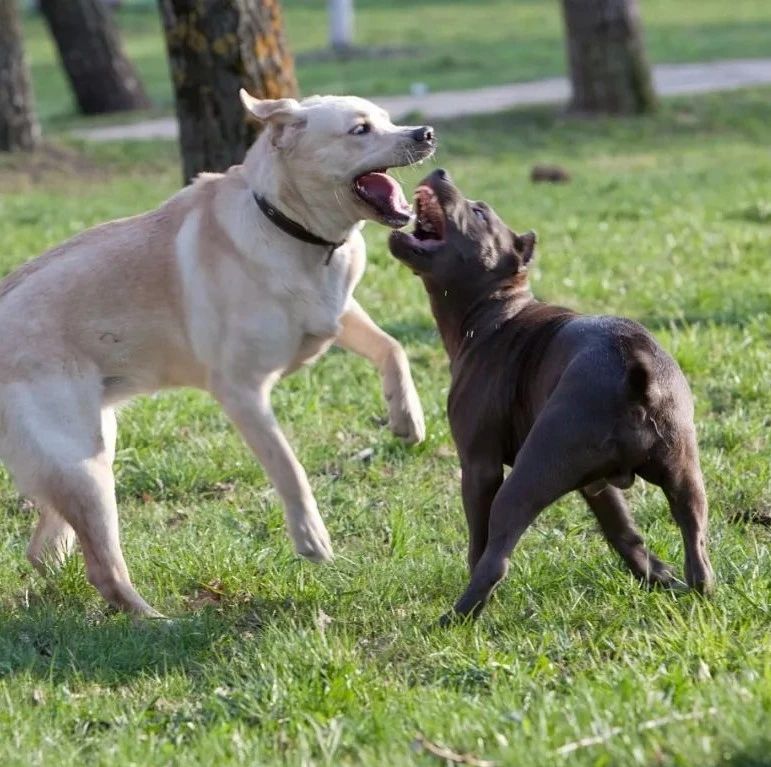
411 126 434 143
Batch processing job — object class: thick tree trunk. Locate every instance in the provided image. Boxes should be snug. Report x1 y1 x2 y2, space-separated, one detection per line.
158 0 299 183
0 0 40 151
39 0 151 115
561 0 656 114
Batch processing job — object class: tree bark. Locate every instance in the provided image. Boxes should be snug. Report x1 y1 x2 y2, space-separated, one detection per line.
0 0 40 151
561 0 656 114
39 0 151 115
158 0 299 184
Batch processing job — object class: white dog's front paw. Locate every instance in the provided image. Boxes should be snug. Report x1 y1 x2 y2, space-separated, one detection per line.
288 509 334 563
387 385 426 444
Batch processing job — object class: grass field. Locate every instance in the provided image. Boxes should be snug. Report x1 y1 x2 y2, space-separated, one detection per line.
19 0 771 126
0 84 770 764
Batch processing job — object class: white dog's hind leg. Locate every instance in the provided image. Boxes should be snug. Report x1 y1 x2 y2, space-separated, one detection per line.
337 299 425 444
27 507 76 573
4 381 160 617
211 374 333 563
101 407 117 466
56 458 161 617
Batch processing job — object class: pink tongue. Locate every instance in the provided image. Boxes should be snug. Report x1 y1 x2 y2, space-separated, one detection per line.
357 172 410 214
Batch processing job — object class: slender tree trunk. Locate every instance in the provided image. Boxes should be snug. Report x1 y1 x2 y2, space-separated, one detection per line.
158 0 299 183
0 0 40 151
39 0 151 115
561 0 656 114
329 0 354 54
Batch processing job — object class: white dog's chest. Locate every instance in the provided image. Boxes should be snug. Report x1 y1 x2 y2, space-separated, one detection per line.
287 262 352 370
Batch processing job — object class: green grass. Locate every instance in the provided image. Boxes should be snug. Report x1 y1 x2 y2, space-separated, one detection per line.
19 0 771 127
0 86 770 765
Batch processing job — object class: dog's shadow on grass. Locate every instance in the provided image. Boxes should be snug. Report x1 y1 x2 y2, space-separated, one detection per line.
0 596 311 684
720 743 771 767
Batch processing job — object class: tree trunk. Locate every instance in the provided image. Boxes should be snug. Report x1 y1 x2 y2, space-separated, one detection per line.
0 0 40 151
158 0 299 184
328 0 354 54
39 0 151 115
561 0 656 114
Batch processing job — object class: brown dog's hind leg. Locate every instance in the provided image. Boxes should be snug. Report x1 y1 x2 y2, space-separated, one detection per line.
580 486 676 587
661 461 715 595
447 404 602 622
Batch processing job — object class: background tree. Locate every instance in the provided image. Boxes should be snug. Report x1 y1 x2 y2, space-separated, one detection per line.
39 0 151 115
561 0 656 114
0 0 40 151
158 0 299 184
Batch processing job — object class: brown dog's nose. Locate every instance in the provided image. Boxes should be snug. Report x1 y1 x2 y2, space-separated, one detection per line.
434 168 450 182
411 126 434 143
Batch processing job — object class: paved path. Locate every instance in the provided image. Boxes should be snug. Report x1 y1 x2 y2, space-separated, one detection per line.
73 58 771 142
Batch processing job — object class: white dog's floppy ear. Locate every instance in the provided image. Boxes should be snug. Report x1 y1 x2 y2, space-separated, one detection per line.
239 89 303 125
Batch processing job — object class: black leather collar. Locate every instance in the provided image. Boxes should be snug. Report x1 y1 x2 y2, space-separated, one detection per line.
254 193 344 265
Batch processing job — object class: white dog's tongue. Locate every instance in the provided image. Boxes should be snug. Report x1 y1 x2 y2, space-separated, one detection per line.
356 172 411 218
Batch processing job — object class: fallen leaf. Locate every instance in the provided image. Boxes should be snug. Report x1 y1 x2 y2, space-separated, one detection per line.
186 580 226 609
353 447 374 462
165 510 189 529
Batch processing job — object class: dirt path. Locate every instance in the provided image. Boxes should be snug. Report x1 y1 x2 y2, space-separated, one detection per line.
72 58 771 142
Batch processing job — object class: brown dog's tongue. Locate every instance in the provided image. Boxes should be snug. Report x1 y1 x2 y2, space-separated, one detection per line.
356 172 411 215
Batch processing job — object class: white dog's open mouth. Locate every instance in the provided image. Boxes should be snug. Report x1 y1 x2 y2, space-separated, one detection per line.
353 170 412 228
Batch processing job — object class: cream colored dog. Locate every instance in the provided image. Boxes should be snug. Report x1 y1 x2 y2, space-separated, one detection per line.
0 91 435 616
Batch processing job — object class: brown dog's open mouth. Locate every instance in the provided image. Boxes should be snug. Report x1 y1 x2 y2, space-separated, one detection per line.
353 170 412 228
414 184 446 243
391 183 447 253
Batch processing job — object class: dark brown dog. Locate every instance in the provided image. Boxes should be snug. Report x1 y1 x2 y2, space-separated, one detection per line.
389 169 715 622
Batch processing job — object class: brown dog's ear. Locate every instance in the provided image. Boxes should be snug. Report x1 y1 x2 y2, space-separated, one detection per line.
513 230 537 266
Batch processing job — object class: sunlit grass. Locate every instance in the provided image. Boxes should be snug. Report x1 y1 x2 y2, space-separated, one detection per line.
0 85 769 766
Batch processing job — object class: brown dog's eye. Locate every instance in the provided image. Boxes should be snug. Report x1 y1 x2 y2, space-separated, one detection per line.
472 207 487 222
349 122 371 136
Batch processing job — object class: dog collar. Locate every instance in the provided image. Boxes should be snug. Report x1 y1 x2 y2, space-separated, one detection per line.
254 193 345 265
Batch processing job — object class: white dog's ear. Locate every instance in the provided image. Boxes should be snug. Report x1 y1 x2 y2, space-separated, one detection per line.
239 89 303 125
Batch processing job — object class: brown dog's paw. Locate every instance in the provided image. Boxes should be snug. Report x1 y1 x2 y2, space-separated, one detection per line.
437 607 481 628
642 561 680 590
691 578 716 597
438 611 457 629
687 564 716 597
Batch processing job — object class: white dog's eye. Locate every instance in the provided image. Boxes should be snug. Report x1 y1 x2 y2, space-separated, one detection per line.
349 122 371 136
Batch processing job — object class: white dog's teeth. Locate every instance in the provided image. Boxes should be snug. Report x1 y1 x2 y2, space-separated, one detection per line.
418 160 424 166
